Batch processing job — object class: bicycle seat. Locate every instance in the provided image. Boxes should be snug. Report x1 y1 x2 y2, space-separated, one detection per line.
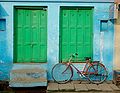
84 57 91 60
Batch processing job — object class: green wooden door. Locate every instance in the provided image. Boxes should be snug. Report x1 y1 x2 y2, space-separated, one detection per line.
14 7 47 63
60 7 93 62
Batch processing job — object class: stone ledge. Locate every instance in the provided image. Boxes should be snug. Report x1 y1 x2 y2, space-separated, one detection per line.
47 81 120 92
59 83 74 91
74 84 88 92
47 83 59 91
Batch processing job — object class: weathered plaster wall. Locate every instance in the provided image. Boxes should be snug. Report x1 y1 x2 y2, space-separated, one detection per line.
0 1 114 81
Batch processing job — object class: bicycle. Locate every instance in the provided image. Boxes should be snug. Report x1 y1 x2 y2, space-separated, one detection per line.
52 53 108 84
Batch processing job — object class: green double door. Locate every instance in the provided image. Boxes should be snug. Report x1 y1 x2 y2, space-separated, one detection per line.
14 7 47 63
60 7 93 62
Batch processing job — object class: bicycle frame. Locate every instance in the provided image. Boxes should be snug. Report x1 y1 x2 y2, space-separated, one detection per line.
52 54 107 84
52 53 108 84
65 60 91 78
67 54 92 74
66 58 102 79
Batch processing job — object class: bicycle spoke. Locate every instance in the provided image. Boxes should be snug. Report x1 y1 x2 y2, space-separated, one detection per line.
87 63 108 84
52 63 72 84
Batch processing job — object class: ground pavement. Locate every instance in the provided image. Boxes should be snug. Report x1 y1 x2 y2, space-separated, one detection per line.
47 81 120 93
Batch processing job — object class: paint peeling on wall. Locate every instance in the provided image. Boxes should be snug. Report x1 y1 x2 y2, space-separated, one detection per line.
100 32 104 62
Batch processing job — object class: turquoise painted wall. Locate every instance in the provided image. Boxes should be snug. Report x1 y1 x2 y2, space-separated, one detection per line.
0 1 114 81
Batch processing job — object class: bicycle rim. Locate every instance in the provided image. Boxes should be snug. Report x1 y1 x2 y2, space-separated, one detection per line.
52 63 73 84
87 63 108 84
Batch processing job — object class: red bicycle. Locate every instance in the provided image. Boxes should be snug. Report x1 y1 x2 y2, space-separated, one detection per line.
52 53 108 84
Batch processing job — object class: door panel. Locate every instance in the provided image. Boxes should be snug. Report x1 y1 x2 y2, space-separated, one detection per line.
60 7 93 62
24 10 32 62
14 7 47 63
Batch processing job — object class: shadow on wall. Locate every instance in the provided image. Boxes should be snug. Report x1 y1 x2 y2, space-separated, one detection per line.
0 4 8 31
0 5 9 17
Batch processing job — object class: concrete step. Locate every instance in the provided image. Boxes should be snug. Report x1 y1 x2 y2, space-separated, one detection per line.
9 68 47 87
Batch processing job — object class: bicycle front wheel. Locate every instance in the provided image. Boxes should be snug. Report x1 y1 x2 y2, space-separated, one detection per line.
87 63 108 84
52 63 73 84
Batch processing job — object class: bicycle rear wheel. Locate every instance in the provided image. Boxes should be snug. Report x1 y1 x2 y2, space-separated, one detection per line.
87 63 108 84
52 63 73 84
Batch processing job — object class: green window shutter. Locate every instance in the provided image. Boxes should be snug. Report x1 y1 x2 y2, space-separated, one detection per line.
17 9 25 62
39 9 47 62
60 7 93 62
77 9 84 61
14 7 47 63
25 10 32 62
60 9 69 62
32 10 40 62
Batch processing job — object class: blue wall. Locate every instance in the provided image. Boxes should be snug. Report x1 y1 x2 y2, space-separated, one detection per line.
0 1 114 81
0 0 114 2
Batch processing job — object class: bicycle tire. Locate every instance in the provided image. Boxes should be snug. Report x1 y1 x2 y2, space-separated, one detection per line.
52 63 73 84
87 63 108 84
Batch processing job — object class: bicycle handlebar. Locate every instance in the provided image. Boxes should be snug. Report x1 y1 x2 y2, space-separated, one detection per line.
69 53 91 62
71 53 78 57
75 53 78 55
68 53 78 62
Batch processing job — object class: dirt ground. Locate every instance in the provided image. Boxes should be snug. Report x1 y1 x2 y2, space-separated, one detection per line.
0 81 46 93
